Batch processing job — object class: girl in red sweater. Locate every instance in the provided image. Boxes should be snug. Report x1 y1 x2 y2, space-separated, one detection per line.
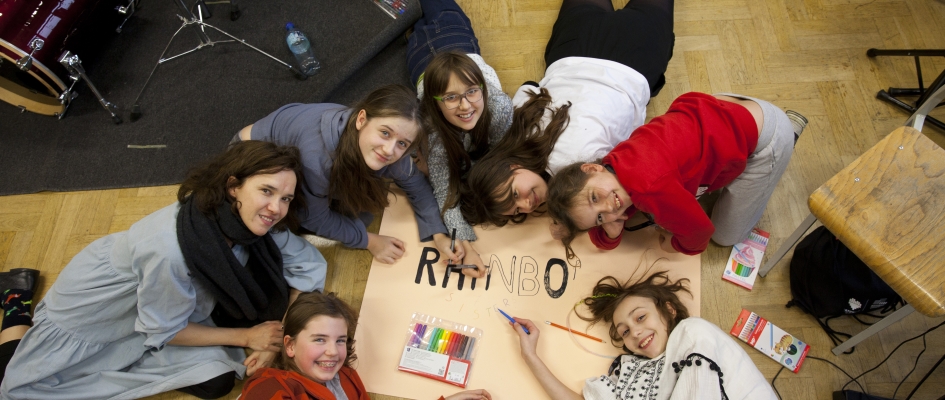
546 92 806 262
241 291 490 400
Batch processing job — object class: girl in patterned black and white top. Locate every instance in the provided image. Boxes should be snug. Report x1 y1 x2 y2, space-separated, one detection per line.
504 272 776 400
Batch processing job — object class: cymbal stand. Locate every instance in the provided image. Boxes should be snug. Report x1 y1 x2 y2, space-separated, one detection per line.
130 0 301 121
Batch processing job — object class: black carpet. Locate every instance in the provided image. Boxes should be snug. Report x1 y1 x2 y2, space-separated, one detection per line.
0 0 418 196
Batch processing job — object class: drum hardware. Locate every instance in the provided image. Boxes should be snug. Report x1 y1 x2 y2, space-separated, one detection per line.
116 0 141 33
15 39 44 71
59 51 123 124
58 78 81 117
194 0 212 21
129 0 301 121
194 0 241 21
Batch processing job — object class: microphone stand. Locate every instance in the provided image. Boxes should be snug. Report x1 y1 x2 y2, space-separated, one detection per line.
130 0 302 121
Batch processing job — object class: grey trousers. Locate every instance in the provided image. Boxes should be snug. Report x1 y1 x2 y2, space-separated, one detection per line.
710 93 794 246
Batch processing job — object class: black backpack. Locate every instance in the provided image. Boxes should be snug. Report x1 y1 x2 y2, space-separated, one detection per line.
786 226 904 351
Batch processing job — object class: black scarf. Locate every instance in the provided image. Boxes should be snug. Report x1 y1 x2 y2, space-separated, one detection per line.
176 198 289 328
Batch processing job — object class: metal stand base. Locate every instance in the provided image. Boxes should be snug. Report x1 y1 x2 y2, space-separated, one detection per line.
831 304 915 355
58 51 123 124
130 0 300 121
759 213 817 277
867 49 945 131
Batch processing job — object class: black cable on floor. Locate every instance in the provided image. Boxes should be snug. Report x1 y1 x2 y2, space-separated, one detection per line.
769 320 945 398
840 320 945 392
905 351 945 400
893 334 927 398
771 367 784 400
808 356 867 392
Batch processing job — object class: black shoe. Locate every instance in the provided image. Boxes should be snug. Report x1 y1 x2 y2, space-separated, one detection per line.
0 269 39 293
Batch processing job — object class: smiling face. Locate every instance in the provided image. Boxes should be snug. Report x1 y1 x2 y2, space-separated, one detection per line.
227 170 297 236
285 315 349 384
569 164 632 230
436 73 484 131
501 167 548 216
613 296 674 359
356 110 419 171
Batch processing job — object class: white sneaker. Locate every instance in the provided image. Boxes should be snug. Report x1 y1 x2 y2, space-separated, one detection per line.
785 110 808 144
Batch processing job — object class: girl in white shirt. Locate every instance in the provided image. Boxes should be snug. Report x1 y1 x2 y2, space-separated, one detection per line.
461 0 675 228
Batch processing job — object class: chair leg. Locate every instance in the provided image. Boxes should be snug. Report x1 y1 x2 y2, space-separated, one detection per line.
759 213 817 277
831 304 915 355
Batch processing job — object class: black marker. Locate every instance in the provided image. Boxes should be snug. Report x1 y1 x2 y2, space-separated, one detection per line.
448 228 457 266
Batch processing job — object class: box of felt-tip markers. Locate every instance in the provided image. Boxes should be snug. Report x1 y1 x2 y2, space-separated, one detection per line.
397 312 483 388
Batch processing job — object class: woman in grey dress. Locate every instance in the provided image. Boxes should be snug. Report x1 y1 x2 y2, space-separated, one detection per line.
0 141 329 399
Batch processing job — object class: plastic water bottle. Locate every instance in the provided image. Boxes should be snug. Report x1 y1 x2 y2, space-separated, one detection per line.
285 22 320 76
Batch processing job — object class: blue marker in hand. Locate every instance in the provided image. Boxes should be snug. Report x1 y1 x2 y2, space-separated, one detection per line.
498 308 530 334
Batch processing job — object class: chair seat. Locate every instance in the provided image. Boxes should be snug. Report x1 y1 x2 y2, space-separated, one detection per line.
808 126 945 317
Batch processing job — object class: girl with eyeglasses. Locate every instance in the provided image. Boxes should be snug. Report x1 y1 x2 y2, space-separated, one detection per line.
406 0 514 277
461 0 675 231
236 85 456 265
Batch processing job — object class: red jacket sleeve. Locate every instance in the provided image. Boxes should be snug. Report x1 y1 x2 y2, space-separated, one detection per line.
634 179 714 255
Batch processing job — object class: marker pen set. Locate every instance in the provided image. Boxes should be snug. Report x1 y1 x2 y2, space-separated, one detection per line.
409 325 477 360
398 312 483 388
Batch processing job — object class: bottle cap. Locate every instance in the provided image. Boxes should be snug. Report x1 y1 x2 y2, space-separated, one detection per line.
285 22 295 30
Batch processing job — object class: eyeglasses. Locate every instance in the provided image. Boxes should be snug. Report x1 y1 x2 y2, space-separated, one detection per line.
433 85 483 110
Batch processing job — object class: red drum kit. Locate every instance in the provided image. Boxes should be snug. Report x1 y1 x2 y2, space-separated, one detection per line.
1 0 299 123
0 0 137 122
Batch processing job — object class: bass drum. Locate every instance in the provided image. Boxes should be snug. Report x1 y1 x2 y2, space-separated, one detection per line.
0 0 124 116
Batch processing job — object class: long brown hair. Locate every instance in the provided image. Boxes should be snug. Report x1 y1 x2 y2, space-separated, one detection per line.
420 51 493 215
329 85 421 217
461 88 571 226
177 140 307 232
579 271 691 354
276 291 359 373
545 161 596 264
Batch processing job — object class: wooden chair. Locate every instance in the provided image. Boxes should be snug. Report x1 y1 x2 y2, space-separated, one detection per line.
758 84 945 355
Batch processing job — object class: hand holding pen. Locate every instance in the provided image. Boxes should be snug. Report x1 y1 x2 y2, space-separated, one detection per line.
457 240 488 279
506 315 540 359
433 229 463 265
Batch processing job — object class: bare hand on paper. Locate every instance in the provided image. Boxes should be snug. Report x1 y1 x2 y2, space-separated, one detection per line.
510 317 540 358
445 389 493 400
433 232 463 264
368 233 406 264
244 320 283 352
656 226 678 254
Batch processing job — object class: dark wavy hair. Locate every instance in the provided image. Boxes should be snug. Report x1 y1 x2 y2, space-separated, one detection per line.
177 140 307 232
329 84 422 217
461 88 571 227
420 51 493 215
545 161 598 265
276 291 359 372
578 271 691 354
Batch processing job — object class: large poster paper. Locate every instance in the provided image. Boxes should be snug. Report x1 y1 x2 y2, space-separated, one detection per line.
355 190 701 399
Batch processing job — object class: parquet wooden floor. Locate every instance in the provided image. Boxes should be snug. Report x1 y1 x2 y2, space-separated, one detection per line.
2 0 944 399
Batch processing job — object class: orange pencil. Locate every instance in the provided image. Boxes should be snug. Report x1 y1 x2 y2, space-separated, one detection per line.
544 321 604 342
